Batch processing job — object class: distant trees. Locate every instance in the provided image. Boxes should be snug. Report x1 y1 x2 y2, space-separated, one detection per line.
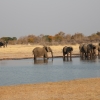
88 32 100 42
0 31 100 45
0 37 17 41
0 37 17 44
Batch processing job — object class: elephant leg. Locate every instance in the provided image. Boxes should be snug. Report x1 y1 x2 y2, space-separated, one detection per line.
87 53 91 60
43 54 46 60
80 51 82 57
63 53 65 60
86 53 89 59
90 51 93 59
85 53 87 59
44 53 48 59
34 55 36 60
81 52 83 59
98 51 100 56
70 52 72 61
67 53 68 59
63 55 65 61
70 52 72 58
90 52 92 59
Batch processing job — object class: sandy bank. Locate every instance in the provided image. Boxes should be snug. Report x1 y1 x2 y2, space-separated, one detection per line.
0 44 80 60
0 78 100 100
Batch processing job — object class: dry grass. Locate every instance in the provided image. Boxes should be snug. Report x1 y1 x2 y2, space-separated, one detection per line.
0 78 100 100
0 44 80 60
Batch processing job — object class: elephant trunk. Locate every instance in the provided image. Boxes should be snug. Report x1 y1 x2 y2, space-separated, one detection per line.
51 51 53 58
47 47 53 59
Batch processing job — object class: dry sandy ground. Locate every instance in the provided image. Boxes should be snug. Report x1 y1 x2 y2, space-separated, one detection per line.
0 44 100 100
0 44 79 60
0 78 100 100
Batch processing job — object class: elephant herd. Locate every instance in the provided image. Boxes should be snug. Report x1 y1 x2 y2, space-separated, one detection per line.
32 45 73 61
32 43 100 61
79 43 100 59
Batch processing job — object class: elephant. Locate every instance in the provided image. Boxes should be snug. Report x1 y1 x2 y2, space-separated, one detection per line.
97 43 100 56
79 43 85 57
79 43 96 59
32 46 53 60
0 41 8 48
0 42 5 47
63 46 73 60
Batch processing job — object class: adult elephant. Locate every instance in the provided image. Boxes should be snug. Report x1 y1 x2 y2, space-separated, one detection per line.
81 43 96 59
63 46 73 60
32 46 53 60
97 43 100 56
79 43 85 57
0 42 5 47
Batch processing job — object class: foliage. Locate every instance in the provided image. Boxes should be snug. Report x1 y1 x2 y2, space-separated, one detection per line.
0 31 100 45
96 31 100 36
0 37 17 42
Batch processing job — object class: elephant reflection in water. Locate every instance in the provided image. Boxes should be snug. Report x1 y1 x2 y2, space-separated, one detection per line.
63 46 73 61
34 59 48 64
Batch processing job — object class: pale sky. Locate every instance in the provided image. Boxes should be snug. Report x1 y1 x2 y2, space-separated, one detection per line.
0 0 100 38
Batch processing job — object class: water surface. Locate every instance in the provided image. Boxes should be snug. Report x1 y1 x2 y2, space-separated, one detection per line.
0 57 100 86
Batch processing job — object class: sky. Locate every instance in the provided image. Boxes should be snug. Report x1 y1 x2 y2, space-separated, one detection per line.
0 0 100 38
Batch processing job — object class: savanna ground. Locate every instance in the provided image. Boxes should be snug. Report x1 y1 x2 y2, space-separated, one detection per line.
0 44 80 60
0 44 100 100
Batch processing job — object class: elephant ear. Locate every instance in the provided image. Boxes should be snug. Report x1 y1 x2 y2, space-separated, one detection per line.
47 47 52 52
43 46 48 52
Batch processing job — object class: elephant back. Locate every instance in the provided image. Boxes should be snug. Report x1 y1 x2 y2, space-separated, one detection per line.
63 46 73 53
87 44 96 52
67 47 73 52
33 47 46 56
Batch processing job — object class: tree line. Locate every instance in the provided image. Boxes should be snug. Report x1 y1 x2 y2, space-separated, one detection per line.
0 31 100 45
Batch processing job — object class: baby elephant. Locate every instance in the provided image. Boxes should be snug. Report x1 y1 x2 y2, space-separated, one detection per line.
63 46 73 60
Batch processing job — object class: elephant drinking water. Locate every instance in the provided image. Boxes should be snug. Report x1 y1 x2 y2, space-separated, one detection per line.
32 46 53 60
79 43 96 59
63 46 73 61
